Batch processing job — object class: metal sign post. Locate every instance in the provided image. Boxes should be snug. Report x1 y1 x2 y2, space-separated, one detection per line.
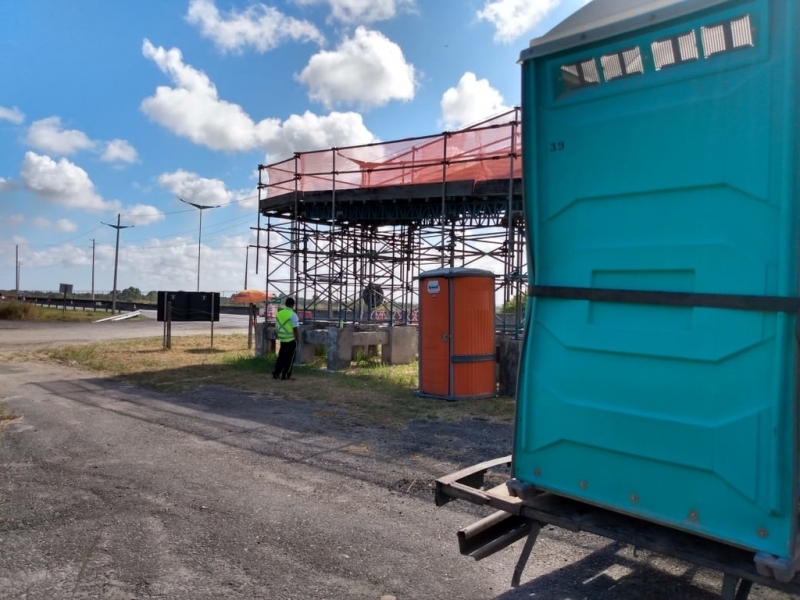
210 293 215 350
59 283 73 313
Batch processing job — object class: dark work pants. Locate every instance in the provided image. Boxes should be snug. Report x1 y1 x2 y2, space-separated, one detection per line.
273 340 297 380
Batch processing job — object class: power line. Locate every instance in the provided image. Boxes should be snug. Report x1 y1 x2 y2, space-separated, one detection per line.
1 210 255 252
1 194 260 252
115 192 258 219
0 225 105 250
47 225 105 247
130 221 253 251
123 211 255 244
136 244 249 252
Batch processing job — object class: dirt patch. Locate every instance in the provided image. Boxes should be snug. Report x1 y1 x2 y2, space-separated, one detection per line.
0 408 20 431
391 476 436 500
28 334 516 428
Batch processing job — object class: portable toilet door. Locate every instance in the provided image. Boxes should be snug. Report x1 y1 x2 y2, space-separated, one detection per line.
515 0 800 573
418 268 496 400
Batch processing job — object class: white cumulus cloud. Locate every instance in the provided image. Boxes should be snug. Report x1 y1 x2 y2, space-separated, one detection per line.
5 214 25 227
296 0 414 24
267 110 376 161
123 204 165 226
112 233 255 293
477 0 560 43
30 217 79 233
101 139 139 164
140 40 376 158
186 0 324 54
158 169 240 208
25 116 96 155
141 39 280 151
440 72 511 130
20 152 120 212
55 218 78 233
1 229 281 293
297 27 416 109
0 106 25 124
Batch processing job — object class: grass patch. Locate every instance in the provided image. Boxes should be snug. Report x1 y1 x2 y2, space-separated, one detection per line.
35 334 515 427
0 301 116 323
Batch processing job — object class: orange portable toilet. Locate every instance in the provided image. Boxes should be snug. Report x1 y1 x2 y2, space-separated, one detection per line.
417 268 496 400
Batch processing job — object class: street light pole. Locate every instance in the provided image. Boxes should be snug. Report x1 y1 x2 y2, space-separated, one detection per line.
179 198 223 292
197 208 203 291
102 214 134 315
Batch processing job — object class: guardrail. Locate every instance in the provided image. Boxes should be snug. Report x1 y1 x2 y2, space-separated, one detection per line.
19 296 522 332
21 296 254 316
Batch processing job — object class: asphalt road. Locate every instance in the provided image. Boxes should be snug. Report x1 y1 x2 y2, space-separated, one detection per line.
0 323 795 599
0 309 249 349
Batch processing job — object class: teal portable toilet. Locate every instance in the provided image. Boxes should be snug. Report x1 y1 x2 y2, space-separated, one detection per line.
515 0 800 579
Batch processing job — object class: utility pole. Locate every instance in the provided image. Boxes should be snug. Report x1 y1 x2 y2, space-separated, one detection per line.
244 246 250 289
102 214 133 314
15 244 19 298
90 238 96 301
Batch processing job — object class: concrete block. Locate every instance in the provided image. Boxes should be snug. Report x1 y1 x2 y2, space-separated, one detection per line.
383 326 418 365
327 325 354 371
297 343 316 364
255 323 277 357
304 329 330 345
351 331 389 346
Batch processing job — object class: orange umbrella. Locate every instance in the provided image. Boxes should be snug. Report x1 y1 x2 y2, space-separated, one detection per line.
230 289 269 304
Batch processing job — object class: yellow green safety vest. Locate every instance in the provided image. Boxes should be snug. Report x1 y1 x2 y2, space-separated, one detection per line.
276 308 296 342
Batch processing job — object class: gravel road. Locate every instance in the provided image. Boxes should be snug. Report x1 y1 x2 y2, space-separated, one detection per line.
0 324 794 599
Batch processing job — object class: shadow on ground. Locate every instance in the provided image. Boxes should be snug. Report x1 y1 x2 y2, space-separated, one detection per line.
31 369 512 504
25 369 763 600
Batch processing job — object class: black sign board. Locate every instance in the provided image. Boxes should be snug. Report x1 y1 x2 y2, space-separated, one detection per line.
157 291 220 322
59 283 73 295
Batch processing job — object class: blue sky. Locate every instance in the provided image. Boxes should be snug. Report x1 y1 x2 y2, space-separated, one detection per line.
0 0 586 295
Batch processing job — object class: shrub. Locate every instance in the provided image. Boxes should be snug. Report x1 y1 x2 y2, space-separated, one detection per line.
0 301 35 320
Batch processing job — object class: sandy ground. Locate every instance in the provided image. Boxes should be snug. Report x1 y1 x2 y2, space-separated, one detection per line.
0 322 795 599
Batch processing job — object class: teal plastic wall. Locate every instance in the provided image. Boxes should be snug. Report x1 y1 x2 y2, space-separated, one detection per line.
515 0 799 559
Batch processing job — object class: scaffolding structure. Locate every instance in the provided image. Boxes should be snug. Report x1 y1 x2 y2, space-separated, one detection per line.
254 108 526 333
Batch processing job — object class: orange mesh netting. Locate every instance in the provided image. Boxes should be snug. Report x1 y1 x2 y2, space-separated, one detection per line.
263 109 521 198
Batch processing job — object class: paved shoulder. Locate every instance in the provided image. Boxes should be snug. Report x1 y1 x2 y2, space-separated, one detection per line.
0 315 248 349
0 362 790 599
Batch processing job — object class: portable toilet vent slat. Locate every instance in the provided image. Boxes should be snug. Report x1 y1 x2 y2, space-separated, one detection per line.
515 0 800 576
418 268 496 400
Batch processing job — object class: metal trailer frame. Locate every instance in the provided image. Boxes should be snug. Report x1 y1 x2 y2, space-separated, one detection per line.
435 456 800 600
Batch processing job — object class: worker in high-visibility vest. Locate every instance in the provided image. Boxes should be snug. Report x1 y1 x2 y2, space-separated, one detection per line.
272 297 299 380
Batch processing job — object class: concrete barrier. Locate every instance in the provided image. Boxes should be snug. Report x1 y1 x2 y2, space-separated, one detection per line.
255 322 418 371
254 323 520 389
383 326 418 365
